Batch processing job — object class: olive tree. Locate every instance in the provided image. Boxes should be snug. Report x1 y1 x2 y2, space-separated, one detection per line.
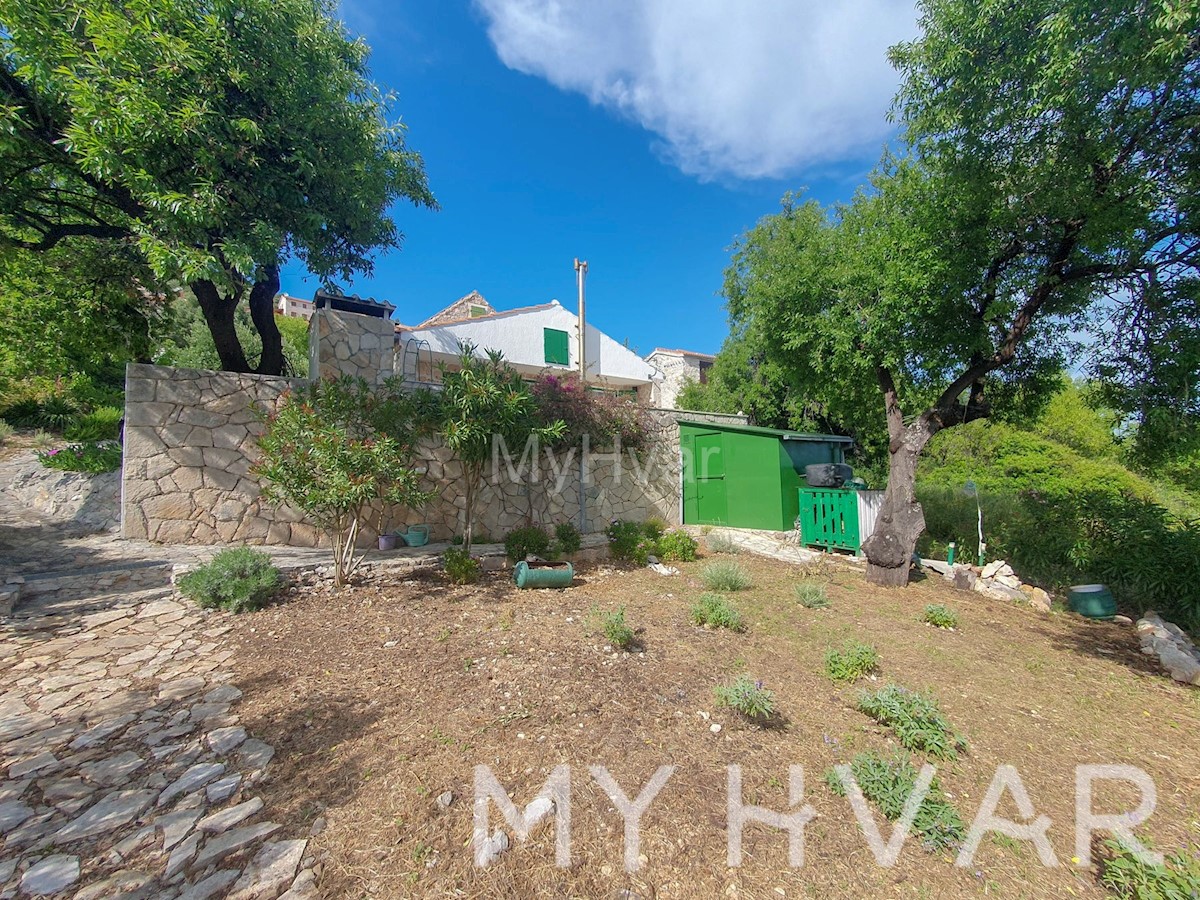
724 0 1199 585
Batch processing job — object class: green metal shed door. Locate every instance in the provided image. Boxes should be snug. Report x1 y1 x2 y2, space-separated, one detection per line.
694 432 727 525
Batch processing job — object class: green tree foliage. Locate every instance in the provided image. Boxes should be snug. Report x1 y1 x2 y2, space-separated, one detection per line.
253 376 434 586
917 420 1200 631
438 343 563 552
0 240 169 401
0 0 434 375
156 297 309 376
1030 380 1121 460
723 0 1200 586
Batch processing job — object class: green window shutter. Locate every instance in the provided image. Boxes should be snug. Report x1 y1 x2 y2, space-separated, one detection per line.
544 328 570 365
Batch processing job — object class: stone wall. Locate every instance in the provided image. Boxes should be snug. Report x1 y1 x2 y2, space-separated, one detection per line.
122 363 748 548
309 307 394 385
121 364 317 546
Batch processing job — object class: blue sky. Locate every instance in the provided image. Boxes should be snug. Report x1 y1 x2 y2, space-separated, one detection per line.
280 1 918 356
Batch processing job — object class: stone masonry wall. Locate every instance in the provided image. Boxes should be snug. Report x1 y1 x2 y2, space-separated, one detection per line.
123 322 748 547
121 364 317 546
309 307 394 384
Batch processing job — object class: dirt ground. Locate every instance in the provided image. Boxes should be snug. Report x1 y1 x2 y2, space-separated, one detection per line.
225 549 1200 899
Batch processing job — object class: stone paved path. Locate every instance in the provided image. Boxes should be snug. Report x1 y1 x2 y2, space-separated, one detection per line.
0 593 316 899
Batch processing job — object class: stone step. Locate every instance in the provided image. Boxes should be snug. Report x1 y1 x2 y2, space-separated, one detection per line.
8 585 176 623
17 561 175 601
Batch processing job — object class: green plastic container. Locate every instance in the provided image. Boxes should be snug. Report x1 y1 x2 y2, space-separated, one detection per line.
1067 584 1117 619
513 560 575 589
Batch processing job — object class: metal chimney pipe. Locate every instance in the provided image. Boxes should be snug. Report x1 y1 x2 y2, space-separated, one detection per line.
574 258 588 382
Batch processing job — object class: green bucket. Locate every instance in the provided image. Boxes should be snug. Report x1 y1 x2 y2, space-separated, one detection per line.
1067 584 1117 620
513 560 574 589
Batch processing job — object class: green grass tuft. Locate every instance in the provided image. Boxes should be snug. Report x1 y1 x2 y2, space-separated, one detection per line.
921 604 959 629
599 606 637 650
714 674 776 721
857 685 968 759
825 641 879 683
795 581 831 609
689 593 746 632
701 560 751 592
825 751 966 851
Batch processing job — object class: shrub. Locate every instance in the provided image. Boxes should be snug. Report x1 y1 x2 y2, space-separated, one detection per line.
0 421 13 445
702 561 751 592
599 606 637 650
857 685 968 760
30 430 55 450
714 675 776 722
1100 838 1200 899
1 397 42 428
795 581 830 609
444 547 480 585
689 593 746 631
254 377 432 587
177 548 280 613
642 516 668 541
553 521 582 555
606 519 660 565
918 421 1200 632
825 641 879 682
37 442 121 474
505 525 551 562
34 395 77 431
530 371 650 450
825 751 965 851
65 406 123 442
705 533 739 554
921 604 959 629
657 530 698 562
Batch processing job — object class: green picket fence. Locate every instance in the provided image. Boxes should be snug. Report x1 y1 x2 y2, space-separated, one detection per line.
798 488 861 553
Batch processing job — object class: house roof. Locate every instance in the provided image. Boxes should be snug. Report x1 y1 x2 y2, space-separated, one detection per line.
648 347 717 361
415 290 497 328
399 301 559 332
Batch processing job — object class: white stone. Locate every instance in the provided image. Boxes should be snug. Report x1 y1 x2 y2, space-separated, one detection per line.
197 797 263 834
0 800 33 833
205 726 247 755
158 762 226 807
20 854 80 896
229 838 308 899
52 789 157 843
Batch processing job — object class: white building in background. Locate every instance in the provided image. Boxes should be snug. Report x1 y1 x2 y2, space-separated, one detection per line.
276 293 315 320
645 347 716 409
396 292 660 401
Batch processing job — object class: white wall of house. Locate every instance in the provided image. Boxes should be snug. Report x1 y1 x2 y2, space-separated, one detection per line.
399 300 659 392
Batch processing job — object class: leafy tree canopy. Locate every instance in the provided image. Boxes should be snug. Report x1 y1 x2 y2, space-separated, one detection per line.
0 0 434 374
721 0 1199 584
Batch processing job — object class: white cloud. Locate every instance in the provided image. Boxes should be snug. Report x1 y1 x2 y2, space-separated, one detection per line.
475 0 918 180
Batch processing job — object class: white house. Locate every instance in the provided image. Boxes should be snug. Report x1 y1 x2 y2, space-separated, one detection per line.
396 292 660 400
645 347 716 409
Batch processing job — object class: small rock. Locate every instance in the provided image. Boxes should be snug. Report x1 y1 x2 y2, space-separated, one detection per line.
192 821 282 871
156 808 203 851
9 751 59 780
710 723 722 734
229 838 307 899
308 816 327 836
80 750 146 786
197 797 264 834
204 726 247 756
177 869 240 900
435 792 454 810
21 854 80 895
203 684 243 704
0 800 34 833
206 774 242 803
158 762 226 807
477 829 510 866
238 739 275 774
165 831 201 878
53 789 157 843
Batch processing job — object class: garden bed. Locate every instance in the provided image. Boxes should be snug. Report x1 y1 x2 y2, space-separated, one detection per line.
222 551 1199 898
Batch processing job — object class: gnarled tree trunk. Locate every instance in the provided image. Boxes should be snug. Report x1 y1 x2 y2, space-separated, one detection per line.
861 367 939 587
862 421 934 586
191 268 286 376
